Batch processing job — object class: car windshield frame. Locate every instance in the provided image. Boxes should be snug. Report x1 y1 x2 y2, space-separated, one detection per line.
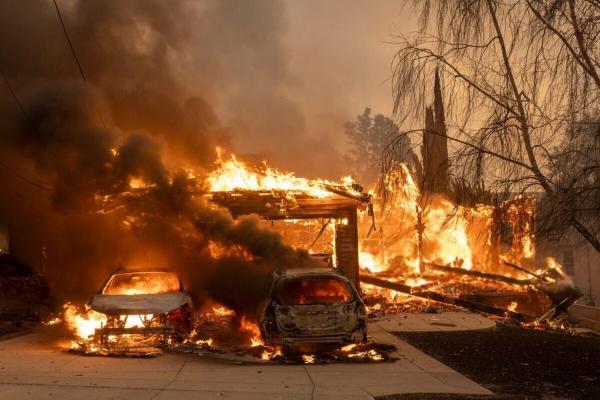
101 271 182 295
274 276 355 306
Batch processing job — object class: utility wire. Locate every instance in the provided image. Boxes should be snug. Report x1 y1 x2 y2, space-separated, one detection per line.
0 0 108 191
52 0 108 130
52 0 86 81
0 65 52 191
0 161 52 191
0 67 25 116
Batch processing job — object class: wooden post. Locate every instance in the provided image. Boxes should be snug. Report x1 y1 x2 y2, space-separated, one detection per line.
335 207 360 289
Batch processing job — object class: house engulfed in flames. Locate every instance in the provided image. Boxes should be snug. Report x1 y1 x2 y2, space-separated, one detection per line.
61 150 580 356
206 152 370 287
205 153 579 322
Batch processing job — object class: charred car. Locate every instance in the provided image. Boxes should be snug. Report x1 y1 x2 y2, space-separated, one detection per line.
259 267 367 354
89 267 193 343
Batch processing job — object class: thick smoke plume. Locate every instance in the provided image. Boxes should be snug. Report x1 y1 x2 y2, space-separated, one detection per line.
0 0 318 319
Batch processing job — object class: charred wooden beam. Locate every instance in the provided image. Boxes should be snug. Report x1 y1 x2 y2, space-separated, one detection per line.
321 184 371 203
503 261 547 281
206 190 367 288
207 191 367 220
428 263 533 286
360 274 532 321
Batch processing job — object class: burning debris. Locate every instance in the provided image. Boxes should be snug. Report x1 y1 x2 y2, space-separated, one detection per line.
352 163 581 326
60 300 392 363
5 134 580 361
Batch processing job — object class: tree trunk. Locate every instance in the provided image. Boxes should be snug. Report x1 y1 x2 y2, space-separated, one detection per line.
487 0 600 257
486 0 553 195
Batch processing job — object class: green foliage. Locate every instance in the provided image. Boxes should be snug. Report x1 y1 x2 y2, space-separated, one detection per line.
344 108 409 184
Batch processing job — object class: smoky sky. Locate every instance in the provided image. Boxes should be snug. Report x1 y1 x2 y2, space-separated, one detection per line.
0 0 404 313
0 0 406 180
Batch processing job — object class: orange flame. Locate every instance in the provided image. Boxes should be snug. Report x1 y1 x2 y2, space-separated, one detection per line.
63 303 107 340
207 147 359 198
239 316 263 347
212 305 235 316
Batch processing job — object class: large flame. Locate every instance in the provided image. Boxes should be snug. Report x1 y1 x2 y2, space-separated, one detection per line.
207 147 359 198
206 152 538 294
63 303 107 340
357 162 538 300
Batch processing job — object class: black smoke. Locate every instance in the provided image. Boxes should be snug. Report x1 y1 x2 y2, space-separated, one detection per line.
0 0 318 318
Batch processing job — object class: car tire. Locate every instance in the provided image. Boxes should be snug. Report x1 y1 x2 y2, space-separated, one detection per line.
282 343 297 358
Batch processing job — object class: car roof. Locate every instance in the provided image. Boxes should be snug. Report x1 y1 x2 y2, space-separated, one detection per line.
273 267 346 279
111 266 176 275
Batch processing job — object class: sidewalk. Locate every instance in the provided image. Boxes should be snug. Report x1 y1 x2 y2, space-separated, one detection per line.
0 312 494 399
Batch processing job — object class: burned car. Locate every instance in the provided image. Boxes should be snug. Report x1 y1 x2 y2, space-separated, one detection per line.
259 267 367 354
89 267 193 343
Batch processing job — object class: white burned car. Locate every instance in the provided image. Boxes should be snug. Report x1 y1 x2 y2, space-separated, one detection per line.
89 267 193 343
259 267 367 354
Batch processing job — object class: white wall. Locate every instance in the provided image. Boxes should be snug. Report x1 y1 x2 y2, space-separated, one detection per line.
537 242 600 306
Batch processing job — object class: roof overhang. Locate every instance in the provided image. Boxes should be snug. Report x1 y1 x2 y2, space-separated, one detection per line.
206 190 370 220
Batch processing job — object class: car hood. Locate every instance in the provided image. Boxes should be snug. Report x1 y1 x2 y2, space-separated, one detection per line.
89 292 191 315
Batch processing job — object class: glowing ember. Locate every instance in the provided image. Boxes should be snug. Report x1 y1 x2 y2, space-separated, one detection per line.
302 354 316 364
340 343 357 352
347 349 384 361
128 177 152 189
212 305 235 316
43 317 62 326
261 347 282 360
195 338 214 347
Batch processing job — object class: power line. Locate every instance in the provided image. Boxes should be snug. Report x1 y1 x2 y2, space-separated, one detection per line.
0 67 25 116
51 0 108 130
52 0 86 81
0 161 52 191
0 0 106 192
0 67 51 191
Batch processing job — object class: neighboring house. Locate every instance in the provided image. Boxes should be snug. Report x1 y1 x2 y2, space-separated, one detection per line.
537 228 599 306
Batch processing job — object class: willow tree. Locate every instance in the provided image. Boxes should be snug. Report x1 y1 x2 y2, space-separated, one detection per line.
389 0 600 254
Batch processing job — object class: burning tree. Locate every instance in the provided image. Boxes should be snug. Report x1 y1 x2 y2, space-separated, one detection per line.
389 0 600 259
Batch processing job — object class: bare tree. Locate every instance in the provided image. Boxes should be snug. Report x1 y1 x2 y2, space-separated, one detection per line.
388 0 600 254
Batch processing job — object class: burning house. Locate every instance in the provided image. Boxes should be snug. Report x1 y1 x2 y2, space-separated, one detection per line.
207 185 370 287
202 153 579 325
24 148 582 358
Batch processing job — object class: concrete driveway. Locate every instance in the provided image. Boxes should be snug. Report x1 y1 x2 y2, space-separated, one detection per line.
0 314 492 399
